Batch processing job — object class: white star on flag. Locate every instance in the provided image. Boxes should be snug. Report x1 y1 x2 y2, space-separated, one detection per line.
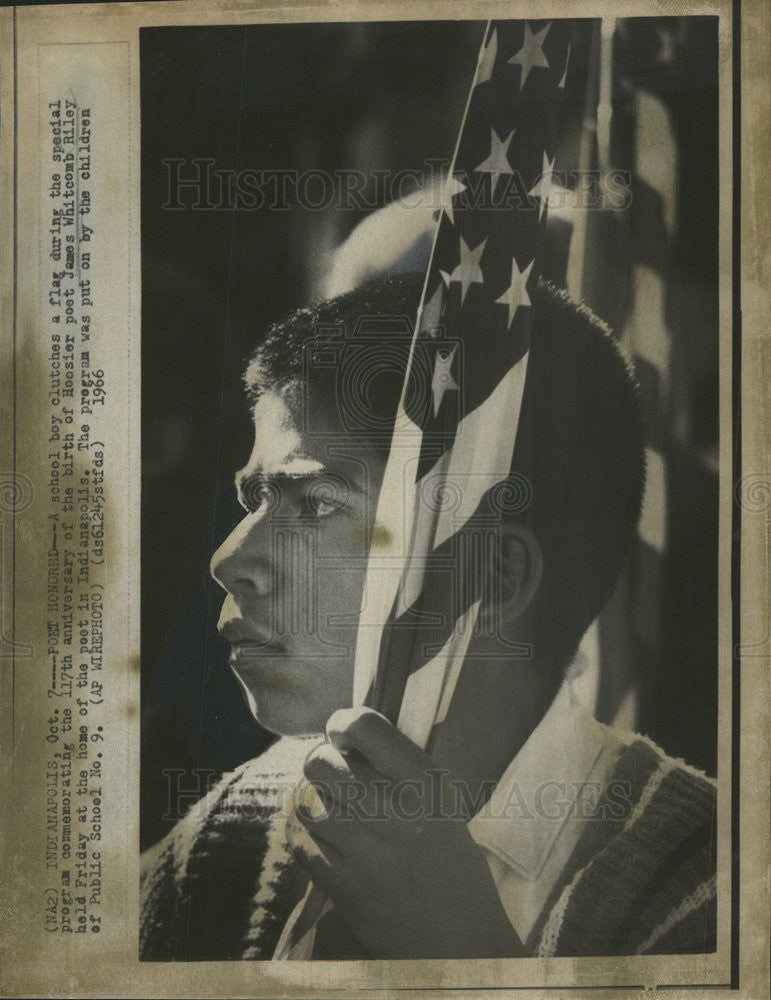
474 127 515 190
508 22 551 89
448 236 486 305
439 174 467 226
495 256 534 328
475 28 498 87
431 345 459 417
528 151 556 221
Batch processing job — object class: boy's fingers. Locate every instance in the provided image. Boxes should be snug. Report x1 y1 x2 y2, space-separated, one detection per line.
326 707 430 782
299 748 393 831
294 796 371 861
303 742 357 801
286 807 342 874
293 775 334 821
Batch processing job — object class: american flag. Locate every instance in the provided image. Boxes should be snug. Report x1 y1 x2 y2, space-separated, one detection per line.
353 19 571 746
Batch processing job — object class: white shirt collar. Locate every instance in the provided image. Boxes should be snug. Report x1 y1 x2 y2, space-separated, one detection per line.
467 675 613 882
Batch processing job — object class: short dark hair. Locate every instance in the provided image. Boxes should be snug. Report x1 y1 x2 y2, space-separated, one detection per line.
244 274 418 449
244 273 645 674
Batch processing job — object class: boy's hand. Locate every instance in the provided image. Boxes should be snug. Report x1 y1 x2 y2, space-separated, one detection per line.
285 707 525 959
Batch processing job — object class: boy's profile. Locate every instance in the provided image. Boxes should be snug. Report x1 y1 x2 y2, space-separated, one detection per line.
140 273 716 960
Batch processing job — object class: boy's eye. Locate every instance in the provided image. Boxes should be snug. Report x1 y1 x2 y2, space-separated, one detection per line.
302 476 350 518
240 481 278 514
238 477 350 518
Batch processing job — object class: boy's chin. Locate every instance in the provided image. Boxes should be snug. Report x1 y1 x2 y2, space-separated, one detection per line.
258 717 326 738
233 669 328 736
251 697 330 739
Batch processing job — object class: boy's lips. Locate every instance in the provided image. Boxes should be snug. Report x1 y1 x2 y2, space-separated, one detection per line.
229 641 285 664
219 620 285 656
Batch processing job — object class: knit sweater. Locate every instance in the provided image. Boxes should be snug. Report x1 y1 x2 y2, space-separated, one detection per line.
139 734 716 960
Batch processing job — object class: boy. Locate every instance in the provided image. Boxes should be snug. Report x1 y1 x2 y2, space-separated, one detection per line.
140 273 716 960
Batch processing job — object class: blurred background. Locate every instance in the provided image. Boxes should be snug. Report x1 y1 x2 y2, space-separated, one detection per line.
140 17 719 849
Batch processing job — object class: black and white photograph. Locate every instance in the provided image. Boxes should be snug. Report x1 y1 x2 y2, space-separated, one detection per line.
139 16 721 962
4 0 769 996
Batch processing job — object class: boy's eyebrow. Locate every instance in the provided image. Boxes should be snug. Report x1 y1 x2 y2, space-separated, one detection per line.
235 453 325 490
235 466 366 496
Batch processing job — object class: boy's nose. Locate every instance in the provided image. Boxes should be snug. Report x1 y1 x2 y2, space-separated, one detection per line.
210 511 273 598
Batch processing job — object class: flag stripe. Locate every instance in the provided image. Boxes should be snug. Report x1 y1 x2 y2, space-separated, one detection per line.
396 600 482 747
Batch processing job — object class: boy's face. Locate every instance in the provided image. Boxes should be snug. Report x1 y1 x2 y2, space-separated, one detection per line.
210 386 387 736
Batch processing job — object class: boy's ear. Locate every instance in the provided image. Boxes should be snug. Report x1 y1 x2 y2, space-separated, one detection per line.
478 522 543 630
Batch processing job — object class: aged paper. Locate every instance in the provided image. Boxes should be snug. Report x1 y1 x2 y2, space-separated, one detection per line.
0 0 767 996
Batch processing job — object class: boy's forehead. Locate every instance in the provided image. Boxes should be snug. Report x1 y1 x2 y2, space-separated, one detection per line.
247 390 321 473
245 387 385 483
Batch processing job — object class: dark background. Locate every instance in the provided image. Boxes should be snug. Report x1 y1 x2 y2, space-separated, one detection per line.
141 18 719 850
